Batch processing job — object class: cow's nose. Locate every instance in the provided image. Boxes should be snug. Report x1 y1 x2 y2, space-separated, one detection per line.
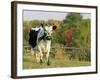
46 36 52 40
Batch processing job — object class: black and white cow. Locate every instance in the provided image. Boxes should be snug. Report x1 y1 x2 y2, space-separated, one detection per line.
29 24 56 65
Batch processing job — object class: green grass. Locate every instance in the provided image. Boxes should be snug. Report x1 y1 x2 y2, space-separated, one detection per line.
23 52 91 69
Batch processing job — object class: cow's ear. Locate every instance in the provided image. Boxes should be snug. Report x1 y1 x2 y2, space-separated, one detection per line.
53 25 57 30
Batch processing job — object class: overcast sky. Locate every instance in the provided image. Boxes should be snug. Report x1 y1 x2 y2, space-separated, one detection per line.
23 10 91 21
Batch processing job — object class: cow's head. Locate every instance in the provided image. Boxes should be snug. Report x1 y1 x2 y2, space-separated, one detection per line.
43 25 57 40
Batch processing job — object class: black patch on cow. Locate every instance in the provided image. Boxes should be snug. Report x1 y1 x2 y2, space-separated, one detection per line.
39 32 47 40
45 36 52 40
29 29 47 48
53 25 57 30
29 29 39 48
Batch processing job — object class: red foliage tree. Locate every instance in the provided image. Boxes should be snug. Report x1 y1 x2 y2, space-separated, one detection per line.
65 30 73 44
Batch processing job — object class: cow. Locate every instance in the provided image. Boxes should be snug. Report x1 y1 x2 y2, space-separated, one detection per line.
29 24 56 65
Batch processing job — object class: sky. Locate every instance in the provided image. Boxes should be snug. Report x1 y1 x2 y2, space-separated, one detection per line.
23 10 91 21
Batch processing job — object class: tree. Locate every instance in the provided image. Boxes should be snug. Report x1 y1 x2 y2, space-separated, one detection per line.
56 12 90 48
63 13 82 28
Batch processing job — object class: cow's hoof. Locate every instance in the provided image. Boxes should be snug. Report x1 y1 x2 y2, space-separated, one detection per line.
47 62 50 66
40 60 43 64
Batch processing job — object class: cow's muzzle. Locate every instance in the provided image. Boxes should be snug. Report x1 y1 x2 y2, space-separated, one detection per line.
45 36 52 40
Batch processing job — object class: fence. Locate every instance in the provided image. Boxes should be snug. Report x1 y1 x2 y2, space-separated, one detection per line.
23 46 90 61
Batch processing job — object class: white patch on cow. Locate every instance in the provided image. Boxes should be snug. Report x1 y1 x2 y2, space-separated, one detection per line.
45 26 53 37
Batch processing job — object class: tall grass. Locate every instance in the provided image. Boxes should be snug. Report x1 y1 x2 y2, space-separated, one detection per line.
23 47 90 69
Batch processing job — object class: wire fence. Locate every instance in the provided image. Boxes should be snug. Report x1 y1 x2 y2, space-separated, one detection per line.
23 46 91 61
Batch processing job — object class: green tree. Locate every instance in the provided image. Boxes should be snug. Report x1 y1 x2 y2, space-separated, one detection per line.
56 12 90 48
63 13 82 28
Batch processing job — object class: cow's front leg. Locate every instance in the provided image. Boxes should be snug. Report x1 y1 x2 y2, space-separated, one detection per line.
47 51 50 65
46 41 51 65
46 46 51 65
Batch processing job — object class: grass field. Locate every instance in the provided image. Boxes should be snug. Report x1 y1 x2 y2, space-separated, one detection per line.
23 48 91 69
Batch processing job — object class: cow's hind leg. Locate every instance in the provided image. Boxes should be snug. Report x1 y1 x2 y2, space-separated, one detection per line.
37 45 44 64
36 53 40 63
38 48 43 64
40 53 43 64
